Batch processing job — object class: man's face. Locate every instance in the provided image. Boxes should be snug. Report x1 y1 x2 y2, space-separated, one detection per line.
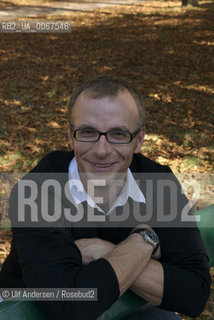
68 89 145 187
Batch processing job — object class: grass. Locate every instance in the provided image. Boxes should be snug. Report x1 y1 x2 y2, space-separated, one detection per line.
182 156 202 169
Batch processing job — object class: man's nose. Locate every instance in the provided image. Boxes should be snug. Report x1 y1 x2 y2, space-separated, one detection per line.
92 135 112 157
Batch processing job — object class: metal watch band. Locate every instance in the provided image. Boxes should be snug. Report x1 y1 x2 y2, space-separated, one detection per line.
130 228 160 255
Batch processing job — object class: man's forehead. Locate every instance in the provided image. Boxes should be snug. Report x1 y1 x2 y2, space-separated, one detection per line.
70 88 139 129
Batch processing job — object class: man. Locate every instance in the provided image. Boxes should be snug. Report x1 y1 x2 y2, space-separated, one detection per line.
0 76 211 319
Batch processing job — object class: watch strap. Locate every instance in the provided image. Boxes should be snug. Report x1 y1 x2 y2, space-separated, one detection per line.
130 228 159 255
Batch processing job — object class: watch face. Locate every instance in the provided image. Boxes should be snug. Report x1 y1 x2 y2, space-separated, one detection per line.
140 230 159 247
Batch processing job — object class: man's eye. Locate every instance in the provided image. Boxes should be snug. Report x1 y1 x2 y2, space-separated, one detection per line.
109 131 128 139
79 130 96 137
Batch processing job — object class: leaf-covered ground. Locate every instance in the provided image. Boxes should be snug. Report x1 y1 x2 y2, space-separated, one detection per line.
0 0 213 174
0 0 213 319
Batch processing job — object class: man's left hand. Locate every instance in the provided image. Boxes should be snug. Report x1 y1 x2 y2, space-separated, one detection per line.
75 238 115 264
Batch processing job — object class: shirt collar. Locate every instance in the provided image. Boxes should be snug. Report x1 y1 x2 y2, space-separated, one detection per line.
68 157 145 215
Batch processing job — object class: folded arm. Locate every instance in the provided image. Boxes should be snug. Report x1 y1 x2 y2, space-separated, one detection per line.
75 234 163 305
76 226 211 317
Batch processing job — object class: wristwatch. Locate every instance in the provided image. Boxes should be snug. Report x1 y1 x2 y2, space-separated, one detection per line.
130 228 160 255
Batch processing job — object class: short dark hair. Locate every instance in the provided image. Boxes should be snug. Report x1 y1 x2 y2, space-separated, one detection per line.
68 75 146 127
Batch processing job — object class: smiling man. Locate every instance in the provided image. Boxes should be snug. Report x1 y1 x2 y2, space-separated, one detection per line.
0 76 211 320
68 84 144 213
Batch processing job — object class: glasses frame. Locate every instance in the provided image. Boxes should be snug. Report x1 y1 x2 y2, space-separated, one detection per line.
70 124 141 144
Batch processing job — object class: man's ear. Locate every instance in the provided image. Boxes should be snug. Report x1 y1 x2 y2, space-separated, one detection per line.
67 122 74 149
134 127 145 154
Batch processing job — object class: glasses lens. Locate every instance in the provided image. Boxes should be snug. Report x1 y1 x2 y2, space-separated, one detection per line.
75 129 99 142
107 131 131 143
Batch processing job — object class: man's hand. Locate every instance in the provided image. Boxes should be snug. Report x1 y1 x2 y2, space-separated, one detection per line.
75 238 115 264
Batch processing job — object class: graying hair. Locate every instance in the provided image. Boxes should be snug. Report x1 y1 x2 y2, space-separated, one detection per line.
68 75 146 128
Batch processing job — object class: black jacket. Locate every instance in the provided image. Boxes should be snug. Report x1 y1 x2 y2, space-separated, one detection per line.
0 151 211 319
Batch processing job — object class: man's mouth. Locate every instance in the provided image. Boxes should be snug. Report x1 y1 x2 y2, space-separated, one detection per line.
88 162 116 171
90 162 115 168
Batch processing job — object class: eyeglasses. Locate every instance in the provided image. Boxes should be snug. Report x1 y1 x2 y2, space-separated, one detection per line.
71 126 140 144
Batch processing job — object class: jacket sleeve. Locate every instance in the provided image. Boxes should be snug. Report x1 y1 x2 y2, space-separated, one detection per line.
12 226 120 320
9 174 120 320
158 227 211 317
147 164 211 317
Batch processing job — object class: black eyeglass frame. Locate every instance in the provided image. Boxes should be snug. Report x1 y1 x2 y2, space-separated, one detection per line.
70 124 141 144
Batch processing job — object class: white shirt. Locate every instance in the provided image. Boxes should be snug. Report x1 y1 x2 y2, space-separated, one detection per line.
68 157 145 215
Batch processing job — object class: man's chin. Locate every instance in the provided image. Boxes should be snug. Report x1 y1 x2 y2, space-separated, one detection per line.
85 171 114 184
84 171 126 186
